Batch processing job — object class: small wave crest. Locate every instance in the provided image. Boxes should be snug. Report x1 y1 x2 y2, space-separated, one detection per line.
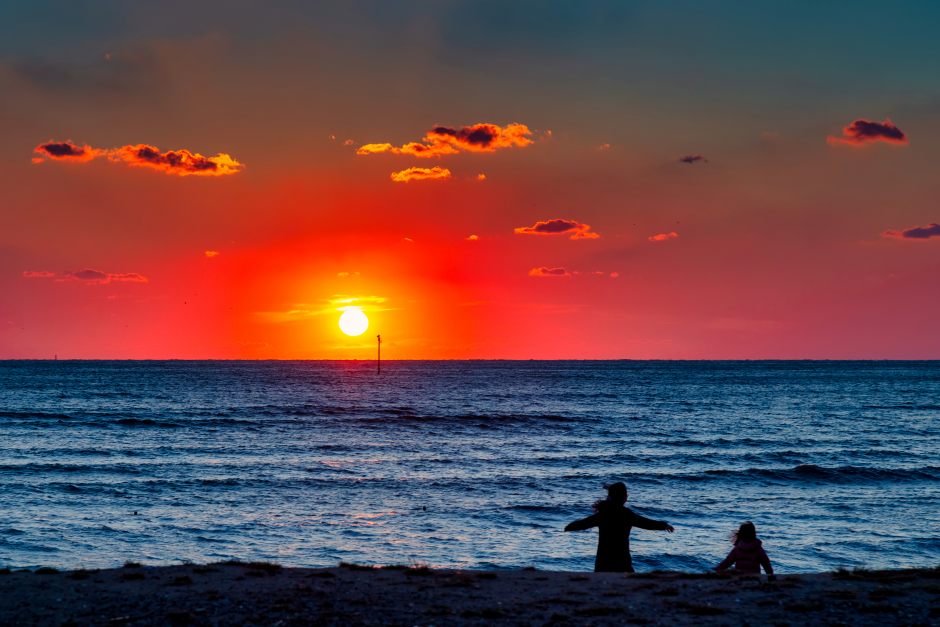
114 418 182 428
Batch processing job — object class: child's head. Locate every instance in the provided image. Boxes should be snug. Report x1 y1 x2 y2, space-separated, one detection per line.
731 521 757 544
592 482 628 512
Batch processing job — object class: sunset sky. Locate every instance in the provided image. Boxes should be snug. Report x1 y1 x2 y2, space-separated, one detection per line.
2 1 939 359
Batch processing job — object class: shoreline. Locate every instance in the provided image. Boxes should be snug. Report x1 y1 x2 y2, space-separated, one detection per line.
1 563 937 626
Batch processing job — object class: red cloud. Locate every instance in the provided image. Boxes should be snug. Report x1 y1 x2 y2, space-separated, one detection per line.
679 154 708 163
358 123 532 158
881 222 940 240
23 269 148 284
30 140 243 175
33 140 105 162
390 167 451 182
649 232 678 242
110 145 243 176
827 118 908 146
529 267 570 277
514 219 599 240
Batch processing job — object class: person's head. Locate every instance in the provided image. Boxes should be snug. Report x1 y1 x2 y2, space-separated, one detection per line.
592 482 628 512
731 521 757 545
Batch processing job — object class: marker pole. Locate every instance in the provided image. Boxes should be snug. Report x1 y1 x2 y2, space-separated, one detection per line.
377 335 381 374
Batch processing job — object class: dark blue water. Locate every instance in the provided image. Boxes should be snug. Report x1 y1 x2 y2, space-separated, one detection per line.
1 360 938 573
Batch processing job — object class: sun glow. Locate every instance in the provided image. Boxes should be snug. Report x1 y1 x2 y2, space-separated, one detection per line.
339 309 369 336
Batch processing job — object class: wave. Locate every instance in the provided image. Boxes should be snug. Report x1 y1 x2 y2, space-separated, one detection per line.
0 411 75 420
863 405 940 411
114 418 182 428
646 464 940 484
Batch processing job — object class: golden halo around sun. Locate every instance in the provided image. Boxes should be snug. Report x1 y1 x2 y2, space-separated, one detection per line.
339 309 369 336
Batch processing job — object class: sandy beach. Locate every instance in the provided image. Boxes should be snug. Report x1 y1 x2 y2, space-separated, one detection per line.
1 562 938 626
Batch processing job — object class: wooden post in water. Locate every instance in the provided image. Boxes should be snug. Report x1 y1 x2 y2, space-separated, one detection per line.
377 335 381 374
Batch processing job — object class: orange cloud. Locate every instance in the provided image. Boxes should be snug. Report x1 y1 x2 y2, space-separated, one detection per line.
827 118 908 146
529 267 570 277
110 144 243 176
33 140 105 162
206 251 220 258
31 140 243 176
514 219 599 240
466 235 479 241
343 139 354 146
390 167 451 182
23 269 148 284
358 123 532 158
649 232 678 241
478 174 486 180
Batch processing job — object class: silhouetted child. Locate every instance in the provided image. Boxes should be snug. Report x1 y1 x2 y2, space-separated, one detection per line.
564 482 674 573
714 521 774 578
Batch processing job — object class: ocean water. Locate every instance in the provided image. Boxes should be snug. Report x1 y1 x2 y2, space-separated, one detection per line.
0 360 938 573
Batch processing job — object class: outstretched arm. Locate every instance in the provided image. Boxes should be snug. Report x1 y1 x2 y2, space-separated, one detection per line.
627 512 675 532
565 513 600 532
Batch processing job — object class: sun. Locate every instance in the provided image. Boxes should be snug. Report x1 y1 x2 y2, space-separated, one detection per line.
339 309 369 336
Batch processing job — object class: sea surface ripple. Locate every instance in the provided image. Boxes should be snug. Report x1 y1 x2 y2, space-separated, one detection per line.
0 360 938 573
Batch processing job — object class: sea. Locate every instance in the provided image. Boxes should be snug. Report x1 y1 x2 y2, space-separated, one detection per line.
1 360 938 574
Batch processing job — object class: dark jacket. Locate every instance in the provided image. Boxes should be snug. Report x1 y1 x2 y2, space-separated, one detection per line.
716 539 773 574
565 503 669 572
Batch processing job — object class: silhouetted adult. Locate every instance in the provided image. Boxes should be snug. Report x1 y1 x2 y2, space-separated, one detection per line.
564 482 674 573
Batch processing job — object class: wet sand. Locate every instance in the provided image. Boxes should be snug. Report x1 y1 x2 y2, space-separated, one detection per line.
1 562 938 626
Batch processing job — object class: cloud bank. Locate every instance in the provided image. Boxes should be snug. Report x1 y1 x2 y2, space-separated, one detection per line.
514 219 599 240
359 123 532 158
390 167 451 182
649 232 678 241
23 269 148 283
827 118 908 146
32 140 244 175
881 222 940 240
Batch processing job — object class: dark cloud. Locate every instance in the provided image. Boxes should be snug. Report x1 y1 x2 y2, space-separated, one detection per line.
882 223 940 240
70 269 108 281
33 140 102 161
529 267 570 277
827 118 908 146
514 219 599 239
23 269 148 283
679 154 708 163
429 124 498 148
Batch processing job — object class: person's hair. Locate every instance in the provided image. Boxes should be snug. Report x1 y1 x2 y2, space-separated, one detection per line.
592 482 627 513
730 521 757 545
